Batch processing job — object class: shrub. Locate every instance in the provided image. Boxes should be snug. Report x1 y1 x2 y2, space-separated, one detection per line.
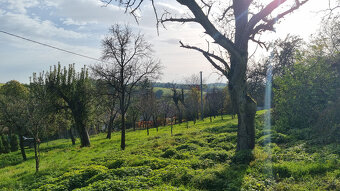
258 131 289 145
110 166 152 177
190 158 215 169
191 167 225 190
1 135 10 153
0 137 4 154
106 159 125 169
60 165 109 190
175 144 197 151
9 134 18 152
231 150 254 164
200 150 229 163
161 149 177 158
76 179 148 191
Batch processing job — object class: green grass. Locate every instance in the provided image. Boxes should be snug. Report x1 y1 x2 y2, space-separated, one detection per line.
0 112 339 190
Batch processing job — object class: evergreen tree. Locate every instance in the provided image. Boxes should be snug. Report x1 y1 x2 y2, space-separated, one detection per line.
10 134 19 152
0 137 4 154
1 135 10 153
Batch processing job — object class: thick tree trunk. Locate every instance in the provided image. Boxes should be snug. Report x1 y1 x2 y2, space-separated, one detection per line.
235 95 256 151
18 134 26 161
229 55 256 151
75 119 90 147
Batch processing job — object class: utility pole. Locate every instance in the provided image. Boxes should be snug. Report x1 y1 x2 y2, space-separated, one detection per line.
200 71 203 120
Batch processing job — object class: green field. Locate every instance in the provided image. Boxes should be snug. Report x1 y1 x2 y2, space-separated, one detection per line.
0 111 339 190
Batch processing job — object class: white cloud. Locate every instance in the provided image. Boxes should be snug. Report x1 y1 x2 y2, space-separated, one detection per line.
46 0 134 25
0 12 87 40
1 0 39 13
61 18 92 26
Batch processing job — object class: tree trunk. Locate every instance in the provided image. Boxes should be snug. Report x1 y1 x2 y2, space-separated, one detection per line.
33 139 40 173
147 124 149 135
170 120 173 136
18 134 26 161
229 54 256 151
69 127 76 145
106 116 114 139
121 112 126 150
75 119 90 147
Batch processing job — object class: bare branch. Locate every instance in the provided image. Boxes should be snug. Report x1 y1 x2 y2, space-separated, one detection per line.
248 0 309 35
219 5 233 21
176 0 241 59
179 41 230 77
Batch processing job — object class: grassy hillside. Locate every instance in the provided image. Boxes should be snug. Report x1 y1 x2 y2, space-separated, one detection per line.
0 111 339 190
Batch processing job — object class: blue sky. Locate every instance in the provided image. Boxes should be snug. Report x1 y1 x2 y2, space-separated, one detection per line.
0 0 336 84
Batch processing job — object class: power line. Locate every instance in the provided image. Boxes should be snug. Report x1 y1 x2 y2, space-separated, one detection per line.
0 30 102 62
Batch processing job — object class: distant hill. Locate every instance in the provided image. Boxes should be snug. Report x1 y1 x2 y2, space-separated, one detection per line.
153 82 227 90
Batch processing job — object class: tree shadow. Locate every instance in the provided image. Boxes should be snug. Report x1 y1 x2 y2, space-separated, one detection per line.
0 153 34 169
204 124 238 134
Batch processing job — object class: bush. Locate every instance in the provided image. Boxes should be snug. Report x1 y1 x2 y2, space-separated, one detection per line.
1 135 10 153
110 166 152 177
258 131 289 145
231 150 254 164
106 159 125 169
273 56 338 137
59 165 109 190
200 150 229 163
161 149 177 158
175 144 197 151
0 138 4 154
9 134 18 152
191 168 225 190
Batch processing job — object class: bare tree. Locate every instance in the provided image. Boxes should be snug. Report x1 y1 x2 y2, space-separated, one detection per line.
92 25 161 150
28 73 55 173
107 0 310 151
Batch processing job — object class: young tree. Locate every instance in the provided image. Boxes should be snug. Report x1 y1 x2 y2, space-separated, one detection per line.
28 73 55 173
109 0 310 151
138 82 157 135
158 96 174 126
92 25 161 150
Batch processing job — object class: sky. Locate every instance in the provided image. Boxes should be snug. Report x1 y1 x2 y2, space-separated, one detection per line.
0 0 338 84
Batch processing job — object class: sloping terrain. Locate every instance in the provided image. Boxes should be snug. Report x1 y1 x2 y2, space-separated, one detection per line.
0 111 339 190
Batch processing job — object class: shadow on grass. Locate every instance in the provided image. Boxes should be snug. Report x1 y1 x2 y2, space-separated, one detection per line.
0 153 34 169
39 142 74 153
204 123 238 134
193 161 250 191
